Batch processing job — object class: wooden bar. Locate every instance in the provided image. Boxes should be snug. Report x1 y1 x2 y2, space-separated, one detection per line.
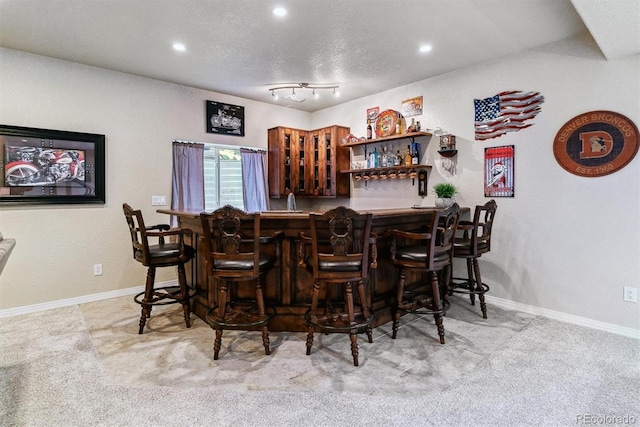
158 207 467 332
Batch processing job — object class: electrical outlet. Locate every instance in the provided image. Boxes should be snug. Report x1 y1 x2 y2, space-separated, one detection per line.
624 286 637 303
93 264 103 276
151 195 167 206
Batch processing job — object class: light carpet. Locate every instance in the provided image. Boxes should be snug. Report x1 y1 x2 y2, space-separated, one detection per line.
1 295 638 426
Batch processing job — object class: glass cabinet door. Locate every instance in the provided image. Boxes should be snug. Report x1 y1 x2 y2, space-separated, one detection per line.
297 133 305 194
268 125 350 199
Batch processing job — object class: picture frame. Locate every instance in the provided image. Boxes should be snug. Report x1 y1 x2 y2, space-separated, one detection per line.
484 145 514 197
206 100 245 136
0 124 106 205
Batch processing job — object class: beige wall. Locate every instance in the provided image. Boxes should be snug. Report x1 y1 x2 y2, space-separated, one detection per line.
1 32 639 333
310 33 640 332
0 47 309 308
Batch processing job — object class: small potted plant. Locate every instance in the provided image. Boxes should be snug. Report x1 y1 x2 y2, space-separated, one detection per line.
433 182 457 208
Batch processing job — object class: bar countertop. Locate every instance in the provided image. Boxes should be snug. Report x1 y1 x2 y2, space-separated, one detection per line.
157 206 448 219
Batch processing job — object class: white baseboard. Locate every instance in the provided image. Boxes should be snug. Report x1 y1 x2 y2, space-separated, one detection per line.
1 283 637 339
0 280 177 318
485 295 640 339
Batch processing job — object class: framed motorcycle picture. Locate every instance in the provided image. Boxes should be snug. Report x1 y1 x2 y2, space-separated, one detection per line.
0 124 106 205
206 100 245 136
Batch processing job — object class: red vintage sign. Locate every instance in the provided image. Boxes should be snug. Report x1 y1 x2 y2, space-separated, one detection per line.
553 110 639 177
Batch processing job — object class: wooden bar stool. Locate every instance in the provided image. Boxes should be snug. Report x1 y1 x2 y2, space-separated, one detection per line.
298 206 376 366
449 199 497 318
387 203 461 344
122 203 195 334
200 205 283 360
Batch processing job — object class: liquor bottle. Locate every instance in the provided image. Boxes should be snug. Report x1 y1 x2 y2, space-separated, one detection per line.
381 146 388 167
395 150 401 166
371 148 379 168
366 119 372 140
404 145 412 166
411 145 419 165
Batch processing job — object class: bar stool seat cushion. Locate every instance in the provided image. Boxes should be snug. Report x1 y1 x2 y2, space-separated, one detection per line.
134 243 196 261
453 239 489 256
395 245 451 264
214 253 276 271
305 256 362 272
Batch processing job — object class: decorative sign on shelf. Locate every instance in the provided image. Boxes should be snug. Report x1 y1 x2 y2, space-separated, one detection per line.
474 90 544 141
553 110 638 177
401 96 423 117
206 100 244 136
366 107 380 122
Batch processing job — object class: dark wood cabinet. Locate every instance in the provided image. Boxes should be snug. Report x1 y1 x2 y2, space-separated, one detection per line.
268 125 350 198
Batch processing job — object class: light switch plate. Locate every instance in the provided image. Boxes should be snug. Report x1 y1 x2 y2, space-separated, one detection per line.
151 195 167 206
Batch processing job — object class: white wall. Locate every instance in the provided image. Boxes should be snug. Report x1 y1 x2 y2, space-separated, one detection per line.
1 31 639 332
0 48 309 308
310 33 640 331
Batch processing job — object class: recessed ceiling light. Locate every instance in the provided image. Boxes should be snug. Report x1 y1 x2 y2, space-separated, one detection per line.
173 42 186 52
272 7 287 17
419 44 432 53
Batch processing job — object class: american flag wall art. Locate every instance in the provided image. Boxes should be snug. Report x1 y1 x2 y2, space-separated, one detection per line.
474 91 544 141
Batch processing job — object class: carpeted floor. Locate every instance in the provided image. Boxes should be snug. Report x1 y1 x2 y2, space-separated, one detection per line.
1 295 638 426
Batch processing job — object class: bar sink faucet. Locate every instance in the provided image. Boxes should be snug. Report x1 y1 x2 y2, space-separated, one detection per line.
287 192 296 211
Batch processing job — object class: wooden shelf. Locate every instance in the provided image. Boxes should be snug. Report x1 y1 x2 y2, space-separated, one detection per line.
438 149 458 157
343 131 431 147
341 165 431 174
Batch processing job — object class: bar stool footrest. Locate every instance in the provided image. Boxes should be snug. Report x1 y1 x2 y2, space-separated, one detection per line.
206 301 276 330
450 277 490 295
305 307 375 334
133 286 196 306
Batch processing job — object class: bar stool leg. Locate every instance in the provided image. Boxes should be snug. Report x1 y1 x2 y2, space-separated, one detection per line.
392 269 406 339
466 258 476 306
431 272 445 344
472 258 488 319
345 282 359 366
356 280 373 343
306 280 321 355
177 264 191 329
213 280 229 360
255 276 271 356
139 267 156 334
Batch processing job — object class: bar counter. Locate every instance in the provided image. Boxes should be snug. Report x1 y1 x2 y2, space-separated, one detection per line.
159 207 466 332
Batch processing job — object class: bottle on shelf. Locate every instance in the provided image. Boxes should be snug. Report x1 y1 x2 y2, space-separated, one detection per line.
366 119 372 140
369 147 379 168
404 145 412 166
395 149 401 166
411 145 419 165
381 145 388 167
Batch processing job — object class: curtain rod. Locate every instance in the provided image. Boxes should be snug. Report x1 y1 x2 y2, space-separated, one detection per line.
172 139 265 152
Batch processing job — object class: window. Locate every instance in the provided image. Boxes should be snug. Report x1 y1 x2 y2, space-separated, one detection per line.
203 144 244 211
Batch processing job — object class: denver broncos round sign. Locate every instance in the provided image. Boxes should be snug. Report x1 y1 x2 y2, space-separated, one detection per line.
553 110 639 177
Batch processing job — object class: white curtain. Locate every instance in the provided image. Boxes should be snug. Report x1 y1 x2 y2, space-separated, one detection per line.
171 141 204 226
240 148 269 213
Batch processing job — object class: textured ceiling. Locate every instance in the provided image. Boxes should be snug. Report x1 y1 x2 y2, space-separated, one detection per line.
0 0 638 112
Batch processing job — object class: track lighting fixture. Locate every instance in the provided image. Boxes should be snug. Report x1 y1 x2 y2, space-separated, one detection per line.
268 82 340 102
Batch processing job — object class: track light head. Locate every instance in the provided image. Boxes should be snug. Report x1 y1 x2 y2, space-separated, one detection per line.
268 83 340 102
